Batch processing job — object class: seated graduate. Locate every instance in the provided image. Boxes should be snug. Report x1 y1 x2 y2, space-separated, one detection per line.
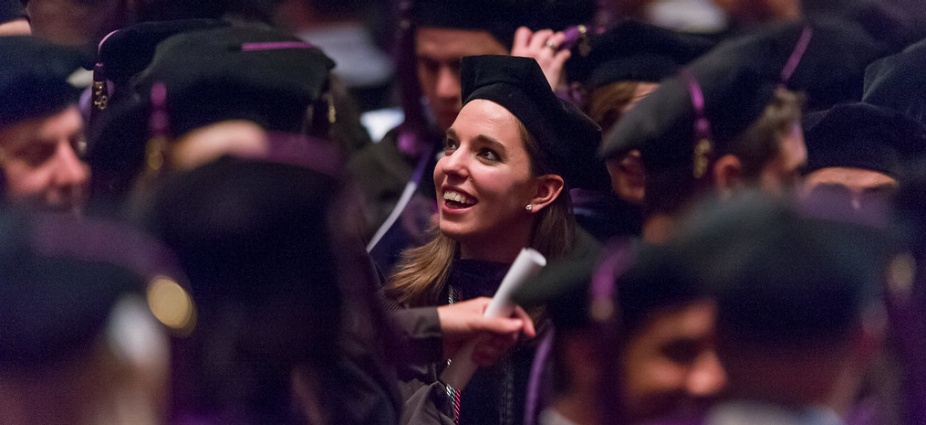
800 102 926 214
655 194 892 425
598 18 887 244
143 155 401 425
566 19 713 213
0 37 90 212
352 0 594 275
513 240 726 425
383 55 602 425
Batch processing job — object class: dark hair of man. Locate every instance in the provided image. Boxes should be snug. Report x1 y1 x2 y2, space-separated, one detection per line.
642 163 702 217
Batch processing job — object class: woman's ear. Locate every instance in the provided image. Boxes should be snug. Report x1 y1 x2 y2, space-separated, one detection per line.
528 174 564 213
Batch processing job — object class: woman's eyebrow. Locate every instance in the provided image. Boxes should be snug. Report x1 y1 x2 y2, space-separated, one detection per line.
474 134 508 157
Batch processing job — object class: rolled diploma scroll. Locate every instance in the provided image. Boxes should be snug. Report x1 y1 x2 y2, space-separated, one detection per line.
440 248 547 391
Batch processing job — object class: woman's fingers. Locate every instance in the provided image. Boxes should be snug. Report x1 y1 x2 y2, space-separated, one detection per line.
511 305 536 338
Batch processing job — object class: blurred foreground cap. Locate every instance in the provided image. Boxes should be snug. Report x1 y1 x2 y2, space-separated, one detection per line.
133 23 335 137
96 19 229 94
674 194 885 345
514 240 702 332
0 210 188 366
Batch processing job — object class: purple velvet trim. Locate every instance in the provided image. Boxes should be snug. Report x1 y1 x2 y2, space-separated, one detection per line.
97 29 120 54
253 132 344 176
780 25 813 85
409 143 434 184
559 25 604 51
524 328 555 425
397 127 426 158
589 241 636 322
570 187 608 207
680 69 711 144
79 85 92 122
29 213 186 284
149 82 170 138
240 41 316 51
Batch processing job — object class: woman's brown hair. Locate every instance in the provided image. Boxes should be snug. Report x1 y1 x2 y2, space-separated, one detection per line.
585 81 642 132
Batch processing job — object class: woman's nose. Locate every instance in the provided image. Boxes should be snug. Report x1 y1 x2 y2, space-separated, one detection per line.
438 149 469 180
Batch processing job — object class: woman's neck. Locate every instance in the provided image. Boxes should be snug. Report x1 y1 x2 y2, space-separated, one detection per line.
459 241 522 264
458 224 533 264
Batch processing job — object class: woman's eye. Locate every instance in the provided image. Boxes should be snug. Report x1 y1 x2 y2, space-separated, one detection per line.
479 149 499 162
443 138 458 153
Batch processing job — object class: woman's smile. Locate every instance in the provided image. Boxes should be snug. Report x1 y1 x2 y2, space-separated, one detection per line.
442 188 478 210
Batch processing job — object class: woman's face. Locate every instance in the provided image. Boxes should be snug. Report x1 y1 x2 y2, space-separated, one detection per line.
434 99 540 256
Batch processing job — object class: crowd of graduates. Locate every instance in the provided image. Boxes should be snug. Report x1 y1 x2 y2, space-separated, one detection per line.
2 0 926 424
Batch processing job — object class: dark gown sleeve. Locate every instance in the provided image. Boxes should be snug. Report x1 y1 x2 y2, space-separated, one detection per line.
380 300 456 424
388 306 444 373
400 379 457 425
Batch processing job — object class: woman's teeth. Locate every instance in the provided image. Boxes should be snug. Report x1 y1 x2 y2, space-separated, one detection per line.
443 191 476 205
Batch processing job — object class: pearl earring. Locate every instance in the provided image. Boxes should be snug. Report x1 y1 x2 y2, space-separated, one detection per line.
525 204 533 212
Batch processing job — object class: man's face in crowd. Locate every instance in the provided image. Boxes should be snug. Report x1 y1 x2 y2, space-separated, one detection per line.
801 167 897 211
415 27 508 131
620 300 726 422
0 105 89 211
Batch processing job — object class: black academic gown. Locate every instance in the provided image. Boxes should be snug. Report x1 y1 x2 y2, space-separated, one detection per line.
393 260 536 425
348 128 439 276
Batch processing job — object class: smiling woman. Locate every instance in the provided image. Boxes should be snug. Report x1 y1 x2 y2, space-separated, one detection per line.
384 55 603 425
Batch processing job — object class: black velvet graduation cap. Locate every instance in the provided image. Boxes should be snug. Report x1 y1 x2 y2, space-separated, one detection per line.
512 253 598 331
412 0 594 48
0 37 85 128
96 19 228 97
599 18 888 177
566 20 715 89
460 55 605 189
0 211 185 366
0 0 23 24
803 102 926 178
513 241 702 332
144 156 343 360
863 37 926 126
673 195 883 345
131 23 335 137
86 23 336 206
